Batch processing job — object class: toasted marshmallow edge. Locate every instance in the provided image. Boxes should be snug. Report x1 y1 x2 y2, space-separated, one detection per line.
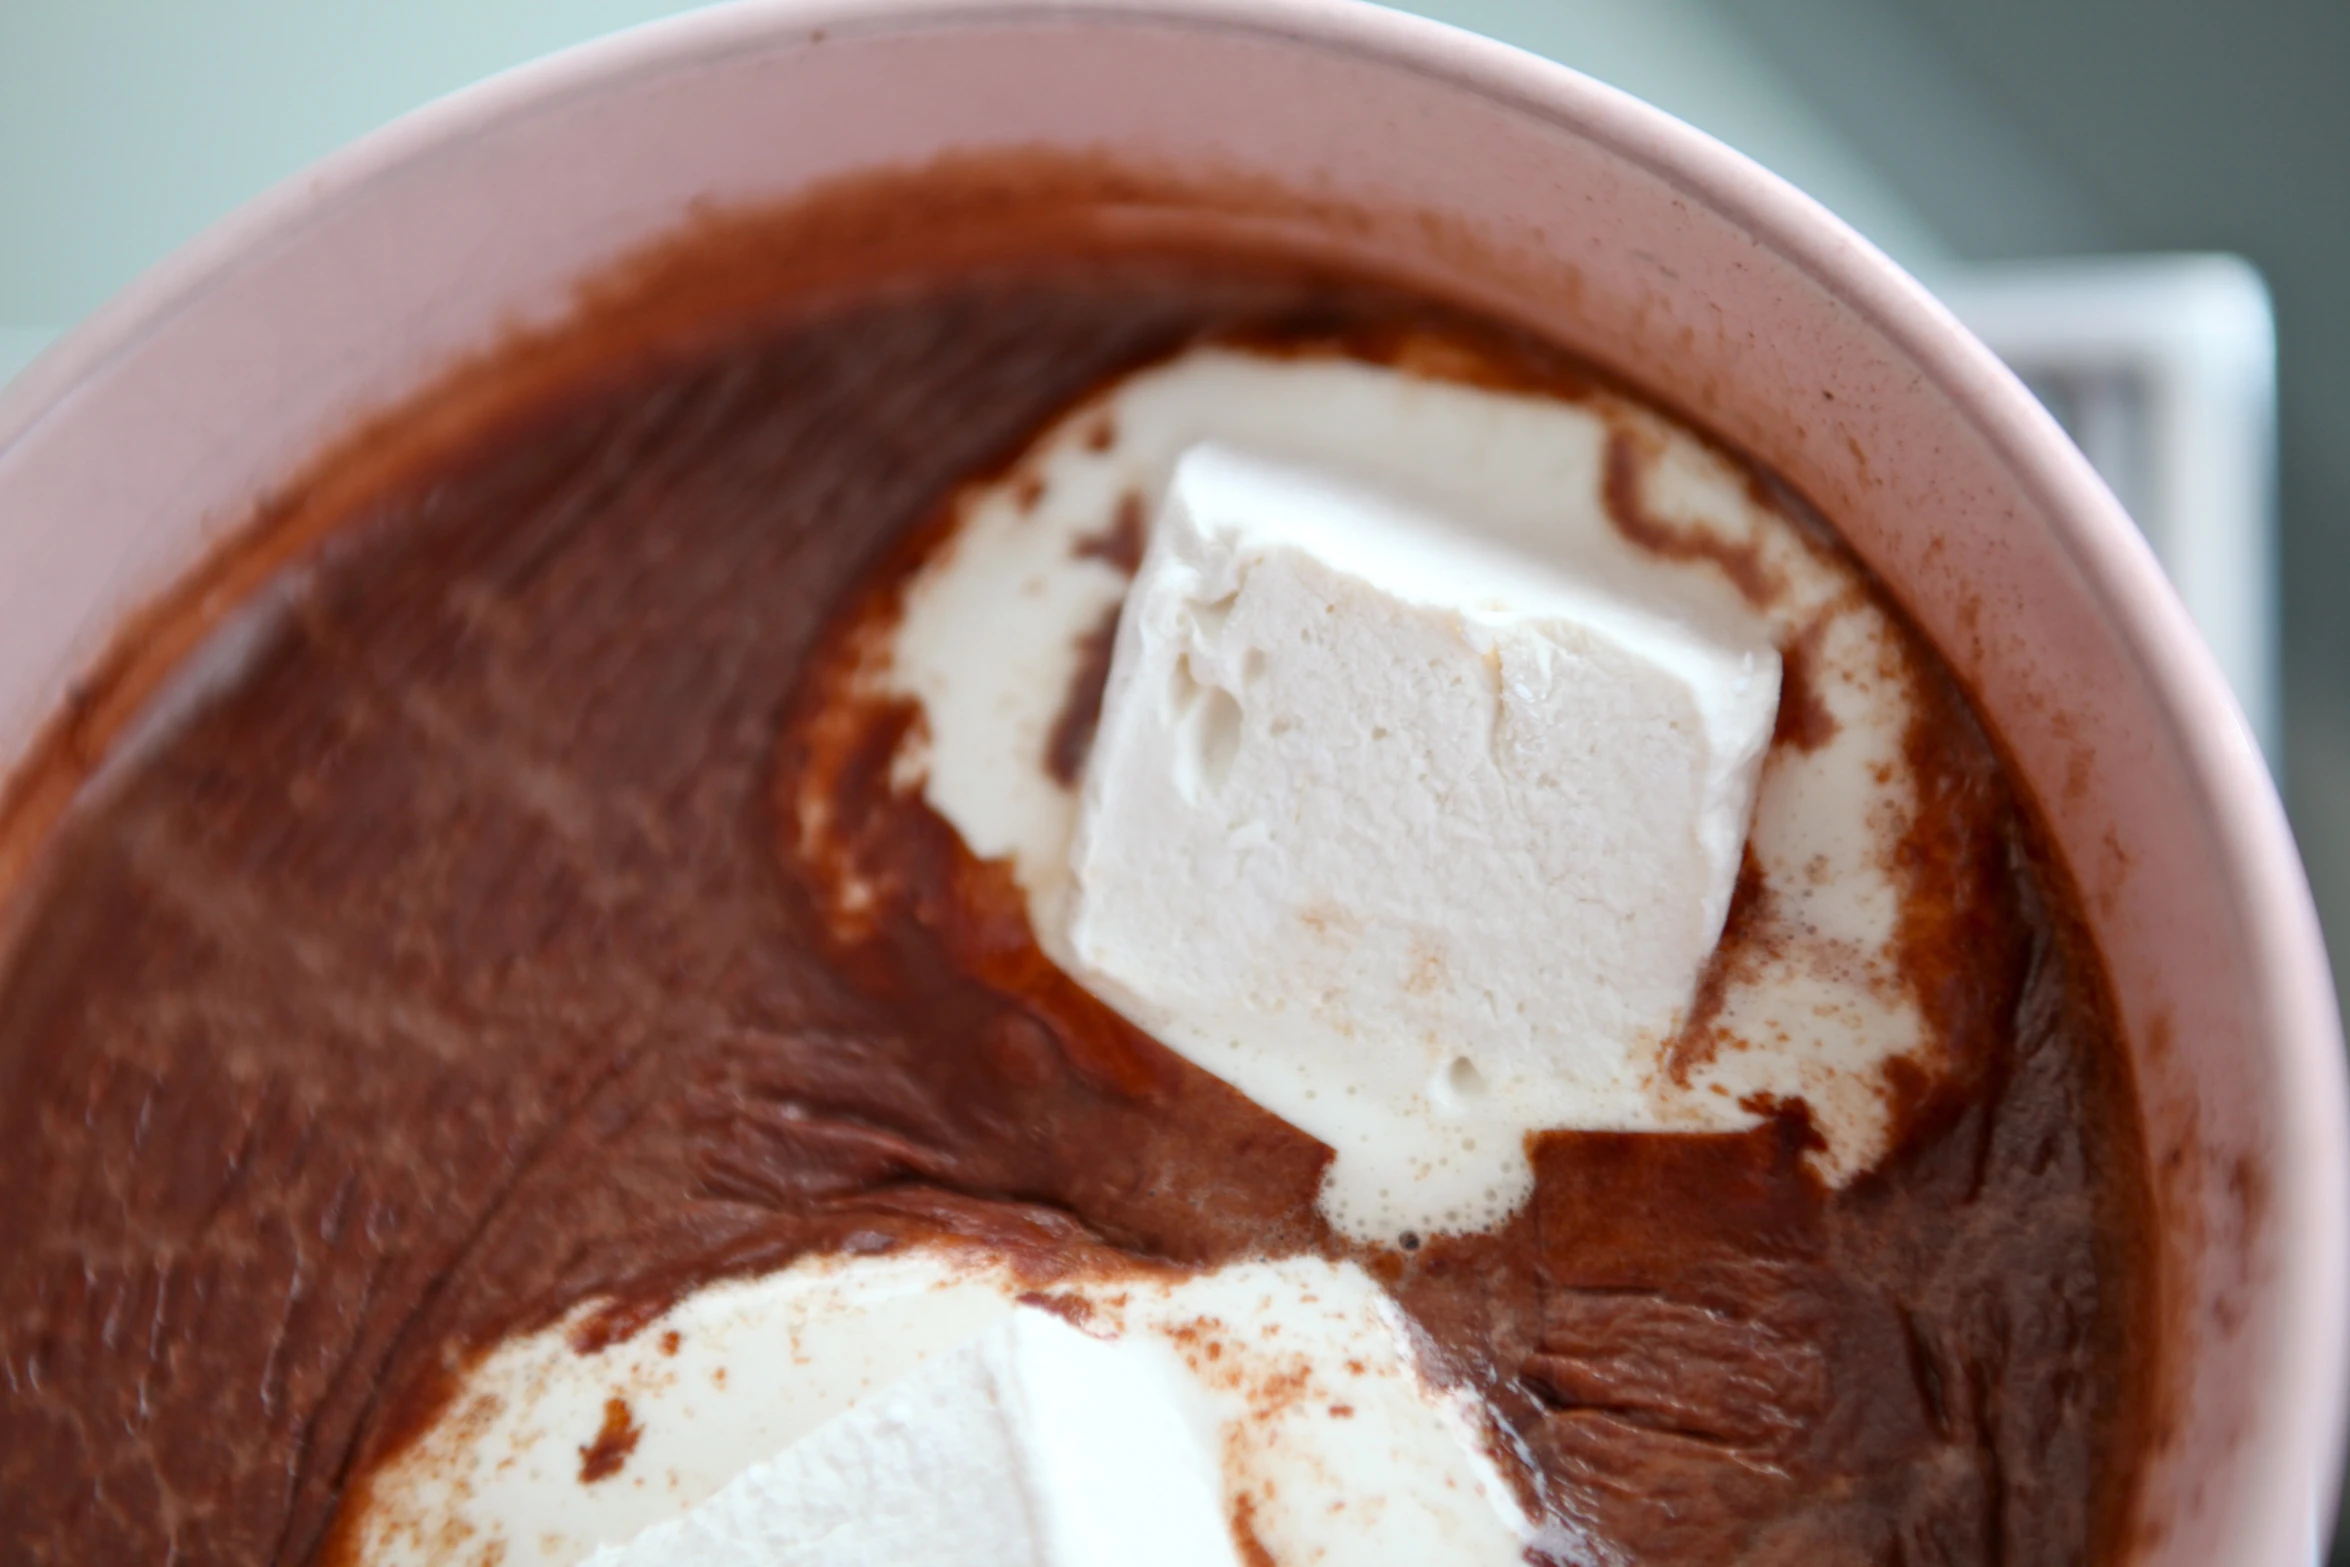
344 1249 1534 1567
1060 445 1779 1240
584 1309 1235 1567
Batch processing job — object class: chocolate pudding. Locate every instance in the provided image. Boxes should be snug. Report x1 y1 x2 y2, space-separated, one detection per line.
0 167 2153 1565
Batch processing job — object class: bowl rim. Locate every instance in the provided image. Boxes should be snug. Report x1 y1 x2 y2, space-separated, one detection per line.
0 0 2340 1552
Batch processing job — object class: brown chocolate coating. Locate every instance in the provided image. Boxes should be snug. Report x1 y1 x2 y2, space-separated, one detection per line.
0 244 2149 1566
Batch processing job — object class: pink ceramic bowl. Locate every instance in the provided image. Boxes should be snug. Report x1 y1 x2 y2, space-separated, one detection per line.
0 2 2339 1559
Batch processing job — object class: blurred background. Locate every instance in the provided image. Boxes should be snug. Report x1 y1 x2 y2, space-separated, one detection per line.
1 0 2344 1551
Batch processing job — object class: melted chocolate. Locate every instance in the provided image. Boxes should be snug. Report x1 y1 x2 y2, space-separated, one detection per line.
0 241 2150 1565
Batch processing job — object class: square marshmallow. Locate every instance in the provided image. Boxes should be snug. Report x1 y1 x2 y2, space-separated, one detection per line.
1062 445 1779 1239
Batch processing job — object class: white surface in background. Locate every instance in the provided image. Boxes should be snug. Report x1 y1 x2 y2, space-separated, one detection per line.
1939 256 2279 758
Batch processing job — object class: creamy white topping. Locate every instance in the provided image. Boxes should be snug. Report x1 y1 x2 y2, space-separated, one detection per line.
345 1249 1533 1567
858 347 1936 1217
580 1308 1235 1567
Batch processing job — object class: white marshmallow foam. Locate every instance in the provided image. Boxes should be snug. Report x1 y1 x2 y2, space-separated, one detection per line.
826 345 1939 1228
1063 445 1779 1237
581 1308 1234 1567
342 1249 1534 1567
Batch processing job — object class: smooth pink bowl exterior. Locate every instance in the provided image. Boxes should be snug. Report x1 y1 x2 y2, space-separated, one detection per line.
0 2 2340 1559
